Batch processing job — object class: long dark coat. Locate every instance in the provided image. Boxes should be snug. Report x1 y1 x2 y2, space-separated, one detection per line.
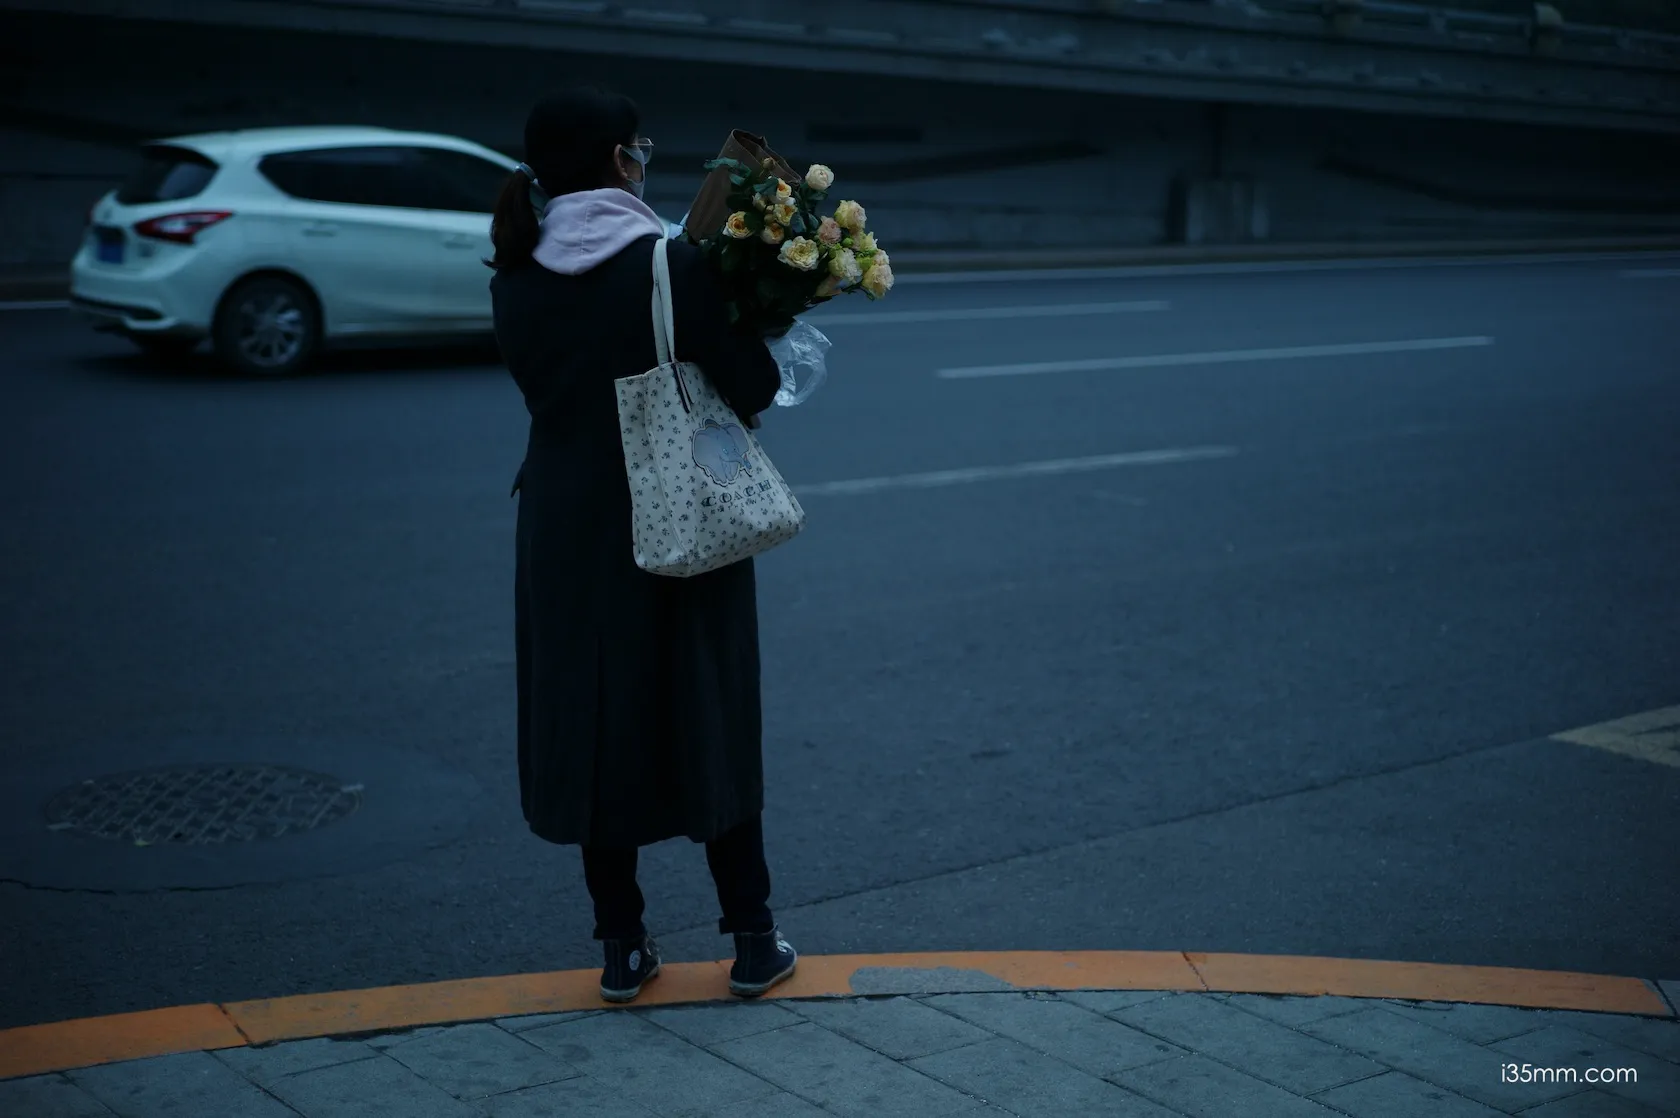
492 235 782 849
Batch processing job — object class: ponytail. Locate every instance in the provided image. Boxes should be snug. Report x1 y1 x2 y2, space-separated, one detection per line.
488 165 543 270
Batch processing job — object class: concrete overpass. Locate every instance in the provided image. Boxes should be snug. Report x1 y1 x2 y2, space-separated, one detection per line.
9 0 1678 132
2 0 1677 270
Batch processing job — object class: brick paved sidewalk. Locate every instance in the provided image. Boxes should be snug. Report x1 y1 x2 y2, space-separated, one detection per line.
6 988 1678 1117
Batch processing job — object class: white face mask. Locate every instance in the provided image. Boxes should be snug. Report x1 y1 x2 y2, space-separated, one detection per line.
620 141 651 201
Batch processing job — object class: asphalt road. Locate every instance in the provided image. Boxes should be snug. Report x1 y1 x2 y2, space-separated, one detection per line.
2 254 1677 1030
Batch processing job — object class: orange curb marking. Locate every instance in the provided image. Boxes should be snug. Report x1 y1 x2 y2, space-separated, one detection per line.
2 951 1671 1081
226 962 729 1045
0 1004 245 1081
757 951 1205 999
1186 953 1672 1016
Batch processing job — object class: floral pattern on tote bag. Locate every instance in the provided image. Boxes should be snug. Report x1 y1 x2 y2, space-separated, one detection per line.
614 240 805 577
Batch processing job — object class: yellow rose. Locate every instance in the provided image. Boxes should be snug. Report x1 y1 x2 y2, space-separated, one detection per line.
861 261 894 298
828 248 862 283
854 231 877 253
774 179 793 203
815 275 846 298
834 199 867 232
760 223 786 246
874 250 890 269
770 201 798 227
805 164 834 191
723 212 753 239
778 236 821 272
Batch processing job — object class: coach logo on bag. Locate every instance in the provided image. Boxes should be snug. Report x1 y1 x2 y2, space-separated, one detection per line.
692 419 755 485
701 479 775 509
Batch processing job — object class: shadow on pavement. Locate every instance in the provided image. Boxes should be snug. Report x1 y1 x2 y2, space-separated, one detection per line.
72 337 504 384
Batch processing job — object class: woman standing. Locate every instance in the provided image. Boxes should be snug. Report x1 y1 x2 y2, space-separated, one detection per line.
489 87 796 1003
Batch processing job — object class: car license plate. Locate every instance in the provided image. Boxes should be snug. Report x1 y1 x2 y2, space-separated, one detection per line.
95 229 124 264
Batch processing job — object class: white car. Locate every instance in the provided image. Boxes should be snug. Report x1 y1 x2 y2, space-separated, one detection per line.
71 126 518 376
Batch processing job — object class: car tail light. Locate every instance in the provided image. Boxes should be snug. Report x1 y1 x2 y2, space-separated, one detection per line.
133 211 233 244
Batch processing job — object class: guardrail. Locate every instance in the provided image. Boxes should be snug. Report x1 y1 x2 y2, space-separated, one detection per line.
1244 0 1680 61
6 0 1678 131
497 0 1680 66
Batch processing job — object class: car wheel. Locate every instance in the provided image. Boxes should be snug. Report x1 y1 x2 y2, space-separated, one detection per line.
213 275 320 377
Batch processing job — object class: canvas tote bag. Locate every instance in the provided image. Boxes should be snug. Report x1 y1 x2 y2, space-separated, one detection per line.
613 239 806 577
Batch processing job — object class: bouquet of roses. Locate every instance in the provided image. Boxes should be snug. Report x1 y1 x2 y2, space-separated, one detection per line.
691 156 892 406
697 156 893 331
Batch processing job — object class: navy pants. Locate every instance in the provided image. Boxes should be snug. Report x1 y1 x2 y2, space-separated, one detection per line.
581 814 774 940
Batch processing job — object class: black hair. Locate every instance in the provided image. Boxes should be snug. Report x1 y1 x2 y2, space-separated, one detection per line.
488 86 641 270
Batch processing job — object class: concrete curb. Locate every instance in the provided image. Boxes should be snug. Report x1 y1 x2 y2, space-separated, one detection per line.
1 950 1671 1081
6 238 1679 302
888 236 1680 273
0 272 69 303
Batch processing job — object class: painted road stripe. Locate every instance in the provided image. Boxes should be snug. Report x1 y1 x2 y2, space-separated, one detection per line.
1552 705 1680 768
0 952 1668 1079
811 300 1169 326
937 336 1495 379
0 299 70 312
793 445 1237 497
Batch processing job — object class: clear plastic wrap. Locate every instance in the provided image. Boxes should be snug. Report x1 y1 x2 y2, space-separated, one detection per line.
768 321 832 407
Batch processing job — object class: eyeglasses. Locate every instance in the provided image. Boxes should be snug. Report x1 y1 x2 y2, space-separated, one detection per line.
621 139 653 167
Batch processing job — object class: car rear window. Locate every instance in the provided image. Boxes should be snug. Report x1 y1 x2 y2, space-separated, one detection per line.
257 146 510 212
117 145 219 205
258 147 411 208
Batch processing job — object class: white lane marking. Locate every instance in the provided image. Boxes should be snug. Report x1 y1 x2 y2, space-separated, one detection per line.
938 336 1495 379
897 251 1680 285
811 300 1169 326
1621 268 1680 278
0 300 70 312
793 445 1238 497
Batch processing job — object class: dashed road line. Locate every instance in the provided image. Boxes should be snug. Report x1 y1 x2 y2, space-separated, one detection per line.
1552 706 1680 768
812 300 1169 326
792 445 1238 497
937 336 1495 379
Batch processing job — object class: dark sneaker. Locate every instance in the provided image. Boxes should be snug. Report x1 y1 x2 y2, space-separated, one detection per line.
729 927 796 998
600 935 661 1003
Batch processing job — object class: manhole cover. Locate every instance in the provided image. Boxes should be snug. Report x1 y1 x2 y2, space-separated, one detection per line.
43 764 363 845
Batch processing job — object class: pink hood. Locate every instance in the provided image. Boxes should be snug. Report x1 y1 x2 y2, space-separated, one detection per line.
533 188 667 275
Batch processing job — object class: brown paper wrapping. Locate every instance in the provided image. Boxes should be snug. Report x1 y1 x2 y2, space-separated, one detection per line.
684 130 797 244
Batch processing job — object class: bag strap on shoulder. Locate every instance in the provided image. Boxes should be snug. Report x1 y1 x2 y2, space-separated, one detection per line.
650 238 677 367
